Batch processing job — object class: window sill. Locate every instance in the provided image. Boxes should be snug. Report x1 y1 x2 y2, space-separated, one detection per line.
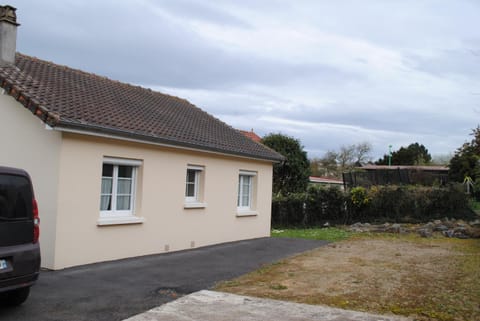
184 202 207 209
236 210 258 217
97 216 145 226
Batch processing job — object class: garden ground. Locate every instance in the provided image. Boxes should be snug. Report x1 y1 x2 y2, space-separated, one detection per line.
215 230 480 321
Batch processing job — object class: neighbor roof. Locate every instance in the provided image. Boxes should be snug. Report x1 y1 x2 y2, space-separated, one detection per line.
359 165 448 172
0 53 283 162
239 130 262 143
309 176 344 184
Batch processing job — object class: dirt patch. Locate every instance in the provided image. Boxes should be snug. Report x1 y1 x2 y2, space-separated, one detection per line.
215 235 480 321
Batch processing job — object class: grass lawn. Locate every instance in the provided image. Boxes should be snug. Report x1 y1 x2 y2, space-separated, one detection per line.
215 228 480 321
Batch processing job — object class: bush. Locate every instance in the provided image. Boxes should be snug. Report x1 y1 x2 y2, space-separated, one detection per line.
271 184 475 227
304 186 346 225
363 185 414 223
271 192 306 227
422 184 474 220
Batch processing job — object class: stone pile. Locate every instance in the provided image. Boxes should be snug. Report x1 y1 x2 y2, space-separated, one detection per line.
348 218 480 239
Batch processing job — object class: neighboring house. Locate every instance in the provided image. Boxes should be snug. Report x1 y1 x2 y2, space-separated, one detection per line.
0 6 283 269
239 129 262 143
344 165 449 188
309 176 344 190
358 165 449 174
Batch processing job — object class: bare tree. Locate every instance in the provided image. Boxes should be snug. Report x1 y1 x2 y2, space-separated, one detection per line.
354 141 373 165
337 145 355 171
310 142 373 178
310 151 338 177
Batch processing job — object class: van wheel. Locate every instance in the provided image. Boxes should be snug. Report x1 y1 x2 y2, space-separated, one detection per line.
4 287 30 306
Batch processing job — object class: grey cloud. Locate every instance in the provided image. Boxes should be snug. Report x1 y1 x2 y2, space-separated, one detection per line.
16 0 359 91
149 0 251 28
409 47 480 78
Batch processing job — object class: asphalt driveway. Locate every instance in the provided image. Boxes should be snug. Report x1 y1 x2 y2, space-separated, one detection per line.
0 237 327 321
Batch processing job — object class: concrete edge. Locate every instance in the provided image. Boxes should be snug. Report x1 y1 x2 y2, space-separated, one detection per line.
124 290 413 321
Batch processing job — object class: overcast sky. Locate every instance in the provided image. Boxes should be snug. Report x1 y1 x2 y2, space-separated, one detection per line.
10 0 480 160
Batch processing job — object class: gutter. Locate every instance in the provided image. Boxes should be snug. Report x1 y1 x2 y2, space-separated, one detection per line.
54 120 284 163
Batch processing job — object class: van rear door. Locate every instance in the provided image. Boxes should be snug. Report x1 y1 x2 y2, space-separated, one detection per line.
0 173 34 246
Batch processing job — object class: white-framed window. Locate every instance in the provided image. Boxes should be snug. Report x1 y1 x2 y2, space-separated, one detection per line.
237 170 257 212
100 157 142 221
184 165 205 208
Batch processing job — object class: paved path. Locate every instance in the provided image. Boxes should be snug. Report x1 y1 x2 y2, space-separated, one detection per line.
125 290 412 321
0 237 327 321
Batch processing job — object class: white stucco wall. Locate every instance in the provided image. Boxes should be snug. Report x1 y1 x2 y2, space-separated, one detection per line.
0 93 62 269
53 133 273 269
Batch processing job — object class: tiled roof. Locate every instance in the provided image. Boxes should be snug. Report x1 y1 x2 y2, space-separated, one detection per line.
239 130 262 143
0 54 283 162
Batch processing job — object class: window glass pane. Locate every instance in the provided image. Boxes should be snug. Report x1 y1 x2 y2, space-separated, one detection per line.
118 165 133 178
100 195 111 211
102 164 113 177
117 178 132 194
101 177 113 194
238 175 252 208
186 169 196 183
185 169 200 199
242 194 249 207
0 175 32 219
237 177 242 206
116 196 131 210
186 183 195 197
100 177 113 211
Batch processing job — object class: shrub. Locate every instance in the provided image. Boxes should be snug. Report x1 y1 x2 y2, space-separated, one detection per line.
271 184 475 227
304 186 346 225
271 192 306 227
366 185 414 223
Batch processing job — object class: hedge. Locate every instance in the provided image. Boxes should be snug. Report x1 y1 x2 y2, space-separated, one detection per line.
271 184 475 227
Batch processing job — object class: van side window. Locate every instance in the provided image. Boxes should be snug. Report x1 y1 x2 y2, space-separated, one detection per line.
0 175 32 220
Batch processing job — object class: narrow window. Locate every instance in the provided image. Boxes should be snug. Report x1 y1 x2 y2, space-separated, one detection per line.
237 171 257 212
237 175 252 208
185 165 204 204
185 169 199 202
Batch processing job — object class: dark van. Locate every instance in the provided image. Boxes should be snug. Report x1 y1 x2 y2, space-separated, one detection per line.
0 166 40 306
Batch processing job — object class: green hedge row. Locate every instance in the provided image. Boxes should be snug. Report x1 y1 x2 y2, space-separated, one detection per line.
271 184 475 227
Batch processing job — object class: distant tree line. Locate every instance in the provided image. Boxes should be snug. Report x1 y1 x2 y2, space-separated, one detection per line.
376 143 432 165
262 127 480 198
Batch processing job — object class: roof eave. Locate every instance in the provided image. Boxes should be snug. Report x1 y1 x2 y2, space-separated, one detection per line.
1 73 60 126
55 120 284 163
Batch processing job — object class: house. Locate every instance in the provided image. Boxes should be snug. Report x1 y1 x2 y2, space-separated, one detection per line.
343 165 449 188
309 176 344 190
358 164 449 174
0 6 283 269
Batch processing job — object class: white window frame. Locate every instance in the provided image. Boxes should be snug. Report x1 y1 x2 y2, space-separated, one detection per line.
184 165 206 208
98 157 144 225
237 170 257 215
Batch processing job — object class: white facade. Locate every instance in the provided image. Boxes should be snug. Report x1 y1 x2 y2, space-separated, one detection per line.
1 94 274 269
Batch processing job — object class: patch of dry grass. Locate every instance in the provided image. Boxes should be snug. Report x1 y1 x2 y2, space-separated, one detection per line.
215 234 480 321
